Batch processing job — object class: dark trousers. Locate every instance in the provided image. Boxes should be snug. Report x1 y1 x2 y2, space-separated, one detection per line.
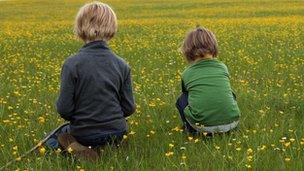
175 92 198 134
45 123 126 149
75 131 126 148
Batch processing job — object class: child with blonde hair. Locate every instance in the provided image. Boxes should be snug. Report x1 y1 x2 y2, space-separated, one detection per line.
176 27 240 135
45 1 135 161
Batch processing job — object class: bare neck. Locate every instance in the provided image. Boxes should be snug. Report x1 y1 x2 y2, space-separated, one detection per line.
192 54 214 63
85 39 105 44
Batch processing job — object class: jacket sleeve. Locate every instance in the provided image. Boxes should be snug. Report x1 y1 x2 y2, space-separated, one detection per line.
120 68 136 117
56 63 75 121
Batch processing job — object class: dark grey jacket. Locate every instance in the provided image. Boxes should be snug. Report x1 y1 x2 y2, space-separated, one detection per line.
56 41 135 138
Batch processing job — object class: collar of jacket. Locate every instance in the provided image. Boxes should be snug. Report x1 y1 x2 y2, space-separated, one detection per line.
80 40 109 52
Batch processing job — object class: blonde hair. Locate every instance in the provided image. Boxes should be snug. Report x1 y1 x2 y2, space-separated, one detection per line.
181 27 218 62
74 1 117 42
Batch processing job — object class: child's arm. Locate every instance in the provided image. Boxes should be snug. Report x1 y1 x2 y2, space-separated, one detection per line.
56 63 75 121
120 69 136 117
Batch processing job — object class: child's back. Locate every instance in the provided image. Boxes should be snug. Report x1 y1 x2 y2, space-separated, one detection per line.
45 2 135 161
57 41 135 138
182 58 240 127
176 27 240 134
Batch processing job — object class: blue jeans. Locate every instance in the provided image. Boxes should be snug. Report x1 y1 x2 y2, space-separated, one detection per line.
175 92 198 134
45 123 70 149
45 123 126 149
74 131 126 149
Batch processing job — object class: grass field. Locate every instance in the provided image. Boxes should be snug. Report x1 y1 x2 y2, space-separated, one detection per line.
1 0 304 170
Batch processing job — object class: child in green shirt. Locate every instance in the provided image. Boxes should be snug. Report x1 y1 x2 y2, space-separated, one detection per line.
176 27 240 135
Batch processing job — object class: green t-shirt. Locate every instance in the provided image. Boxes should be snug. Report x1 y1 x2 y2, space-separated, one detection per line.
182 58 240 126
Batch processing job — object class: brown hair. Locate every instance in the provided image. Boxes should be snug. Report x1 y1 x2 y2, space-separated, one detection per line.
74 1 117 42
181 27 218 62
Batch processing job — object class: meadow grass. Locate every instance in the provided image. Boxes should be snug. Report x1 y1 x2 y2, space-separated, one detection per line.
0 0 304 170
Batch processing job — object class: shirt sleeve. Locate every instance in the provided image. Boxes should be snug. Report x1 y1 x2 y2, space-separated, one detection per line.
120 68 136 117
56 63 75 121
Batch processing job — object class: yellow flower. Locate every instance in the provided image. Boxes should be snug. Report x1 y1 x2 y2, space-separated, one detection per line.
284 142 291 147
194 139 199 143
15 157 21 161
39 147 46 155
148 102 156 107
38 116 45 124
247 148 253 154
55 148 62 155
129 131 136 135
236 147 241 151
245 164 252 168
247 155 253 162
13 91 21 96
180 147 186 150
172 126 182 132
169 143 174 148
180 162 186 166
188 136 193 141
3 120 10 123
165 151 174 157
260 145 266 150
67 147 73 153
285 157 291 162
123 135 128 140
77 166 85 171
